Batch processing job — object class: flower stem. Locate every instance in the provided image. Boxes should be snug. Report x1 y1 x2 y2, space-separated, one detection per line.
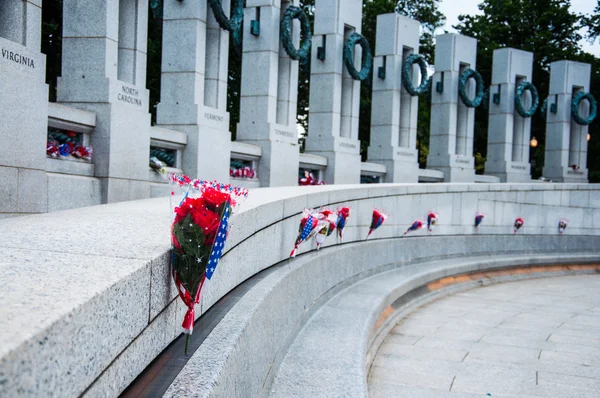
185 334 190 354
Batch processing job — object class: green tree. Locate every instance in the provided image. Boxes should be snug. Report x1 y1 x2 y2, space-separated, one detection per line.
454 0 598 179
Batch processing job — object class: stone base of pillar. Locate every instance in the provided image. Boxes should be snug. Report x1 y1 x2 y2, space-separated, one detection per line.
159 117 231 183
368 148 419 183
543 166 588 183
237 122 300 187
485 160 532 182
58 95 152 204
427 154 475 182
305 136 361 184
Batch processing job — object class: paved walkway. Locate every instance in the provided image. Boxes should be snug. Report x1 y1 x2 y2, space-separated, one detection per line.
368 275 600 397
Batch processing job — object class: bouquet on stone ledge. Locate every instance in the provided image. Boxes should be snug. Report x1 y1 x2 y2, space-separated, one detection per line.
290 209 323 257
558 218 569 234
475 212 485 232
314 209 337 250
403 220 423 236
336 207 351 240
366 209 387 240
427 211 439 233
169 174 248 353
514 217 524 234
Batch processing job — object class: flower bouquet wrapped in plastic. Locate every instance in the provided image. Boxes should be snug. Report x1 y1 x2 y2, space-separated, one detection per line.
427 211 439 232
514 217 524 234
366 209 387 239
290 209 323 257
314 209 337 250
150 156 168 176
558 218 568 234
475 212 484 231
169 174 248 353
403 220 423 236
336 207 351 240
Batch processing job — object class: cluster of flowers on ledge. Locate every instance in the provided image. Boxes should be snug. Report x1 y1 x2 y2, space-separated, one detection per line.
46 129 93 162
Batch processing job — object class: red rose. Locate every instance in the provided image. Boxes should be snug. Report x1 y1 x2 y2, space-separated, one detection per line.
202 187 230 211
174 197 206 224
191 207 220 245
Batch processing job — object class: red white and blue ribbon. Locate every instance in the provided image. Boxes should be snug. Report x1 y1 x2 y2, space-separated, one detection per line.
314 209 337 250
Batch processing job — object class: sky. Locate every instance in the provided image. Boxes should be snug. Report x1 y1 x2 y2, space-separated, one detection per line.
437 0 600 56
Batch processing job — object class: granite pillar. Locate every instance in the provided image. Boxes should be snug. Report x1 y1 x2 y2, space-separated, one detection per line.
236 0 300 187
427 34 477 182
0 0 48 215
543 60 591 182
305 0 363 184
485 48 534 182
157 0 231 183
368 14 420 183
58 0 151 203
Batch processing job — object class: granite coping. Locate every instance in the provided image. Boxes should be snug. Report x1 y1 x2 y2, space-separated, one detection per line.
1 183 599 397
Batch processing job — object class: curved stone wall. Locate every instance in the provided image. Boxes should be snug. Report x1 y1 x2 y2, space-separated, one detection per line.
0 183 599 397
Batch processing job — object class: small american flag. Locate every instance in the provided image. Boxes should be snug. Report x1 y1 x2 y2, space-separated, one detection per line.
301 214 316 240
205 202 231 280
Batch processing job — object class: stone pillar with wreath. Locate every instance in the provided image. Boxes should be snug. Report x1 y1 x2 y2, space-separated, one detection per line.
236 0 304 187
543 60 597 182
485 48 539 182
368 13 422 183
305 0 370 184
427 33 481 182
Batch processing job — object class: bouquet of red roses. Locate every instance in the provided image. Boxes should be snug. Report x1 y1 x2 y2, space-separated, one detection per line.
336 207 351 240
403 220 423 236
475 212 484 231
427 211 439 233
514 217 524 234
366 209 387 239
170 174 248 353
558 218 568 234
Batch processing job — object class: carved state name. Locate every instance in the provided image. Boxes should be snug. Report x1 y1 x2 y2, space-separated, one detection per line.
1 48 35 68
118 86 142 106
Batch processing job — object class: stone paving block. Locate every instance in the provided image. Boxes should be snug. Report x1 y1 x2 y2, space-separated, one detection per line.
370 383 482 398
379 343 469 363
369 362 455 390
537 371 599 392
451 363 536 396
540 349 600 367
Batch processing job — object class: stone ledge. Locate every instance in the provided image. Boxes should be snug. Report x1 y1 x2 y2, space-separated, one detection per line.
1 183 600 397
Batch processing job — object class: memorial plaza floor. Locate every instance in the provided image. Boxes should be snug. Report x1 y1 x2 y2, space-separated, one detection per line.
368 275 600 397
